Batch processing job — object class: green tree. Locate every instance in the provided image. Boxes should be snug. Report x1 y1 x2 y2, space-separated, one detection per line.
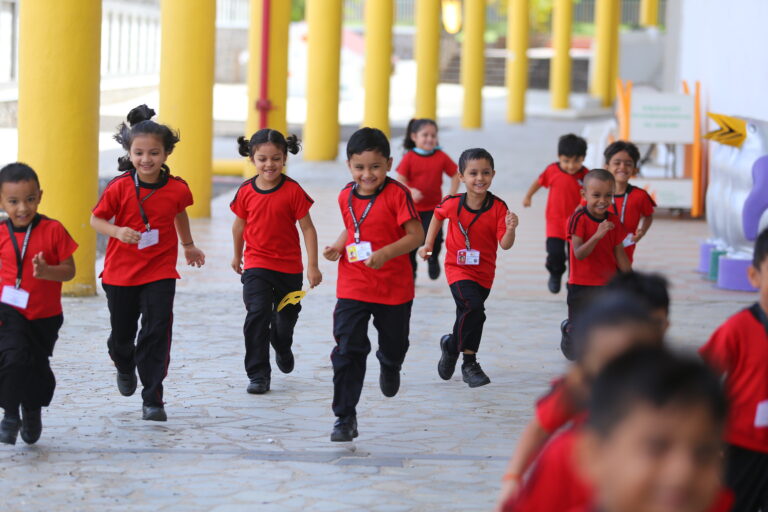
291 0 305 22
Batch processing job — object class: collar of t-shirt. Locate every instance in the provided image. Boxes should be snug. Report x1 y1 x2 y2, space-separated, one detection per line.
132 167 170 190
251 174 286 194
613 183 635 199
584 207 609 223
557 164 586 176
8 213 42 233
749 302 768 336
412 146 442 157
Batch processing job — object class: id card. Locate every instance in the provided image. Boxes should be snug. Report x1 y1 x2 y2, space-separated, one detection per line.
138 229 159 250
755 400 768 427
1 285 29 309
457 249 480 266
346 241 373 263
622 233 636 248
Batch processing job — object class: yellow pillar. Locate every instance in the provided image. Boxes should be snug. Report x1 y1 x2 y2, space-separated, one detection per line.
415 0 441 120
591 0 619 107
549 0 573 110
17 0 101 296
159 0 215 218
304 0 343 161
506 0 528 123
461 0 486 129
363 0 394 136
609 1 621 104
640 0 659 27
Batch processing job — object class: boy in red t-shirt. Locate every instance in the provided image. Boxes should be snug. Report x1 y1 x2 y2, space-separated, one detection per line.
419 148 518 388
562 169 631 360
523 134 588 294
0 163 78 445
322 128 424 442
699 227 768 511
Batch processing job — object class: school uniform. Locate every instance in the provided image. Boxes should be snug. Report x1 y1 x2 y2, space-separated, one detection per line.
611 184 655 262
700 304 768 512
0 215 77 413
332 177 419 418
538 163 588 277
566 208 626 320
536 377 581 434
92 169 192 407
230 174 314 379
396 149 458 273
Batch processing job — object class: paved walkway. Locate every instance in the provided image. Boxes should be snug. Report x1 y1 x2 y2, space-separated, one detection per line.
0 104 753 511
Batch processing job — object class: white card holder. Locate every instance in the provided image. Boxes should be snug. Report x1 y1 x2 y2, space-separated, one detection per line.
622 233 636 248
755 400 768 427
346 241 373 263
1 285 29 309
457 249 480 266
138 229 159 250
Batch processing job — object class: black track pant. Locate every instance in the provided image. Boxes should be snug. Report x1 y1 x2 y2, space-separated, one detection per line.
725 443 768 512
449 280 491 353
409 210 442 274
331 299 412 417
241 268 303 379
545 237 567 277
566 283 600 323
103 279 175 407
0 305 62 413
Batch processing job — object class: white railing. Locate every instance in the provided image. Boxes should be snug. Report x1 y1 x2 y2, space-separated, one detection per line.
217 0 249 29
0 0 17 84
101 0 161 78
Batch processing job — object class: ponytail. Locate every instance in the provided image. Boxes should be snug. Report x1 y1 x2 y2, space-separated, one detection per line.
113 104 179 172
238 128 301 158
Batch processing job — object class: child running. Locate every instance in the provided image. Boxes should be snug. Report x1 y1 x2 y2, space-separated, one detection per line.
323 127 424 442
230 129 321 395
90 105 205 422
523 134 588 294
419 148 518 388
396 118 459 281
0 163 77 445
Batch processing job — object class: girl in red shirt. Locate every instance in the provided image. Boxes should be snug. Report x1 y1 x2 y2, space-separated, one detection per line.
396 118 459 281
230 129 321 395
90 105 205 422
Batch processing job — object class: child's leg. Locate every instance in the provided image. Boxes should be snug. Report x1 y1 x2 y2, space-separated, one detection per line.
449 280 491 354
269 271 304 357
102 283 142 376
545 237 567 276
371 301 412 372
242 269 276 379
135 279 176 407
20 315 63 410
0 307 33 417
725 444 768 512
331 299 372 418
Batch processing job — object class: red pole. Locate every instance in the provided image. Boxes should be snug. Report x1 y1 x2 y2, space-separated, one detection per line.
256 0 272 129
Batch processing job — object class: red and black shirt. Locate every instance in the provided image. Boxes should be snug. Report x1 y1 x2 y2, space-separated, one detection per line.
538 163 589 239
396 149 458 212
567 208 626 286
612 184 655 261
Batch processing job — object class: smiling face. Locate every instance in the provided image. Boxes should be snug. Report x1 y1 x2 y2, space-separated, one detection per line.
583 177 614 218
347 150 392 195
252 142 287 187
607 150 638 185
459 158 495 196
0 179 42 228
130 134 168 183
410 123 438 152
559 154 586 175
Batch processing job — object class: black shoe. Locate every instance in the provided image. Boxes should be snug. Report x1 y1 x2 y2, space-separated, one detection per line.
142 405 167 422
428 259 441 280
462 361 491 388
548 273 563 294
560 319 575 361
20 407 42 445
437 334 459 380
247 376 271 394
116 370 137 397
330 415 358 442
0 414 20 445
275 350 295 374
379 366 400 397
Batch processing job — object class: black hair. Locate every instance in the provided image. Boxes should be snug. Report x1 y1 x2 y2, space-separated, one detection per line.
558 133 587 158
583 168 616 188
114 105 180 172
346 127 391 159
237 129 301 158
754 227 768 268
0 162 40 189
403 118 438 150
587 346 727 438
606 271 670 313
458 148 494 174
572 291 655 362
604 140 640 168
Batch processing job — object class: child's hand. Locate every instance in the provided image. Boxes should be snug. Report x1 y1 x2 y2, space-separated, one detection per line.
184 245 205 267
307 266 322 288
231 256 243 274
32 252 48 279
410 188 424 203
631 228 645 244
418 246 433 261
365 250 387 270
323 246 342 262
494 479 522 512
596 221 615 238
506 211 519 231
115 226 141 244
522 196 532 208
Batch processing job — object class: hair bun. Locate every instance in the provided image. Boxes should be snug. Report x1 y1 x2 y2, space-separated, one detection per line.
127 104 156 126
236 136 251 157
286 134 301 155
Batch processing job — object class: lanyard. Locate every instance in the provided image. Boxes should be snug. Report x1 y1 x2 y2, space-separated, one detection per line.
347 184 380 244
612 186 632 223
134 171 157 231
6 219 33 289
456 193 490 250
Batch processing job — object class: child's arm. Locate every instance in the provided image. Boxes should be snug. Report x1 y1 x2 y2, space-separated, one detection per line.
614 244 632 272
366 218 424 270
298 213 323 288
395 173 424 203
90 214 141 244
632 214 653 243
174 211 205 267
323 229 348 262
231 216 245 274
448 173 460 196
32 253 76 282
572 221 614 260
522 179 542 207
499 211 518 250
418 215 445 260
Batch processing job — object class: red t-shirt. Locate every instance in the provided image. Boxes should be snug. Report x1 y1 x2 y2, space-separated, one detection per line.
700 304 768 454
434 193 509 289
565 490 734 512
336 178 419 305
396 149 458 212
567 208 626 286
612 184 655 261
92 171 193 286
536 377 581 434
230 175 314 274
538 163 588 239
0 215 78 320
